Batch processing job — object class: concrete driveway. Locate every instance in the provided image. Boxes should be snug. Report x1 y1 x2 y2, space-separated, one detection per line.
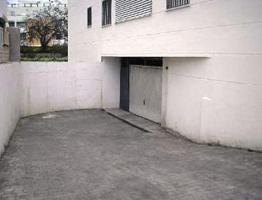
0 110 261 200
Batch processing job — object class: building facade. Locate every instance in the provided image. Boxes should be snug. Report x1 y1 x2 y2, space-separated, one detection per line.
68 0 262 150
0 0 9 63
0 0 261 154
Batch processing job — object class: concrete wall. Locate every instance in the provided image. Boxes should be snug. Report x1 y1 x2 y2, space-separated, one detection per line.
0 63 21 155
101 57 121 108
20 61 120 116
0 60 120 156
0 0 7 17
163 56 262 151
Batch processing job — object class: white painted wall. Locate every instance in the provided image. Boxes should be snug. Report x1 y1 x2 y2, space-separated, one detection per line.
69 0 262 57
0 0 7 17
0 63 21 155
101 57 120 108
164 56 262 151
20 61 120 116
0 60 120 156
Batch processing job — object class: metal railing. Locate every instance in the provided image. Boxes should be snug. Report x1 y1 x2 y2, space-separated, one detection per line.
167 0 190 9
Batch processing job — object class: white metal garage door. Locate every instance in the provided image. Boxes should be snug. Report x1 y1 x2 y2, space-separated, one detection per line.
129 65 162 123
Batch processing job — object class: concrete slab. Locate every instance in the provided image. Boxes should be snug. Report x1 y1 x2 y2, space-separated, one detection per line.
0 110 262 200
105 108 173 136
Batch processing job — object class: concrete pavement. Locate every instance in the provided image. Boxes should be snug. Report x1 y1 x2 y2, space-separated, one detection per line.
0 110 261 200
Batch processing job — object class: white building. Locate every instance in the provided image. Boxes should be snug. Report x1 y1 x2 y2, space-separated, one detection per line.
68 0 262 150
0 0 262 155
7 0 67 28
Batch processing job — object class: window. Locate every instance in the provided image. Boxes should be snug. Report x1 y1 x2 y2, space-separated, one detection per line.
87 7 92 27
167 0 190 10
102 0 112 26
11 4 18 7
116 0 152 23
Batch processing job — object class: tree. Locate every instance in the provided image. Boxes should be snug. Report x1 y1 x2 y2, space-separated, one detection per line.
25 0 68 51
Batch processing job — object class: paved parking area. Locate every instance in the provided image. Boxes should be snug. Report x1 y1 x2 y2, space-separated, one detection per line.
0 110 262 200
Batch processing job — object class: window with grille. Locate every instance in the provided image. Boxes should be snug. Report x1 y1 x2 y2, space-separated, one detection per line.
167 0 190 10
87 7 92 27
115 0 152 23
102 0 112 26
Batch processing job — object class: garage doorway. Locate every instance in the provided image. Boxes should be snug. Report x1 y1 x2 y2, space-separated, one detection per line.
120 58 163 123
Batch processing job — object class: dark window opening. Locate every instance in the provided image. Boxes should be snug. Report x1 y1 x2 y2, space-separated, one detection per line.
128 57 163 67
167 0 190 9
87 7 92 27
102 0 112 26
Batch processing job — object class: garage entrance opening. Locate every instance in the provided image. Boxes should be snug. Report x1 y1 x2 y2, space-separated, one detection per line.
120 57 163 123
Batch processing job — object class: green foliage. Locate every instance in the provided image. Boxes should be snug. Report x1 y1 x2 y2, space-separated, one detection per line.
21 45 68 62
21 45 68 56
21 55 68 62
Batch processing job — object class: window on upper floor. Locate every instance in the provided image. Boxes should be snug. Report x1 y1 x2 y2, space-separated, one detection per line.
87 7 92 28
115 0 152 23
10 4 18 8
167 0 190 10
102 0 112 26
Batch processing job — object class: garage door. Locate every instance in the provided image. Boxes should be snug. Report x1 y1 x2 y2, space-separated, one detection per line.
129 65 162 123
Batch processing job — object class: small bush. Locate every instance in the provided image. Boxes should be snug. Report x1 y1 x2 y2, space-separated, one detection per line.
21 45 68 62
21 55 68 62
21 45 68 57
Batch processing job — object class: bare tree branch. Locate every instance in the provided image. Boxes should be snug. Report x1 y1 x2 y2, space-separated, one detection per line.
24 0 68 51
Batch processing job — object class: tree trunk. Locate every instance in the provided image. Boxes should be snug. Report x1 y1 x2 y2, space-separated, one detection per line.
41 35 52 52
41 44 48 52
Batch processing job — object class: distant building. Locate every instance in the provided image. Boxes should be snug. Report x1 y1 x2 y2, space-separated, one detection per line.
0 0 10 62
7 0 67 46
0 0 20 63
8 0 67 27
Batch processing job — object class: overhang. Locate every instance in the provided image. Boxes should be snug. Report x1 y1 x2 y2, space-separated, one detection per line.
101 53 212 58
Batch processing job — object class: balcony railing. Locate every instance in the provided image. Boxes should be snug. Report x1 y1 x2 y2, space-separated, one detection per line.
167 0 190 10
